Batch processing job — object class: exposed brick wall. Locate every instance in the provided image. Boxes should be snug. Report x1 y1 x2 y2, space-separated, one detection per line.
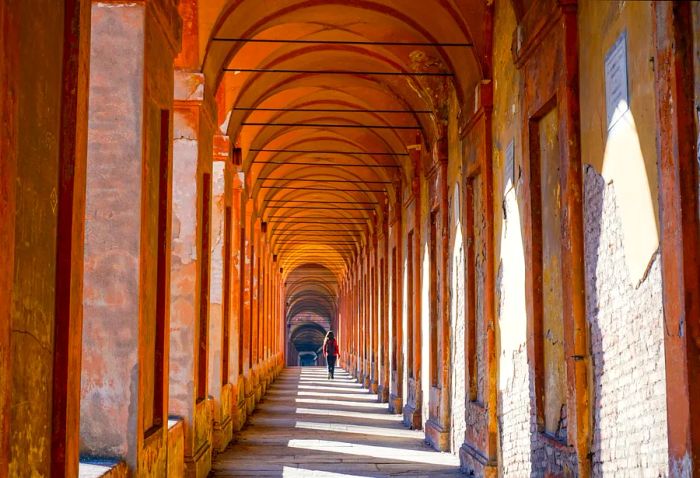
499 346 532 477
583 166 669 477
497 188 577 477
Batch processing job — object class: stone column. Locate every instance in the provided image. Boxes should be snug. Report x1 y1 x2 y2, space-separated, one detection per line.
242 199 255 414
390 201 404 414
353 268 360 377
2 0 91 475
370 236 379 394
404 162 423 430
81 0 180 473
230 173 246 431
361 255 370 387
425 139 451 451
208 141 234 452
379 217 391 403
251 219 263 403
168 68 215 478
653 3 700 473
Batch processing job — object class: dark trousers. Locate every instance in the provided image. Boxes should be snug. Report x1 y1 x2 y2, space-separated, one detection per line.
327 355 337 378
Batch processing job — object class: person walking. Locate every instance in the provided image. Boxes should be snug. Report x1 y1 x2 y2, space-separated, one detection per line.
323 331 339 379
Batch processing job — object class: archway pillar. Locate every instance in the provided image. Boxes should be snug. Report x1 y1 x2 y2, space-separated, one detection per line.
81 0 181 474
251 218 263 404
229 170 246 432
403 149 423 430
362 249 371 388
424 136 452 452
241 198 255 415
389 195 404 413
459 80 499 476
2 0 91 475
378 215 391 403
369 232 379 394
168 68 215 478
208 136 235 452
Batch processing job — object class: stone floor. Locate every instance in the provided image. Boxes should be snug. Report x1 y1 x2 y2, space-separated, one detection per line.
212 366 462 477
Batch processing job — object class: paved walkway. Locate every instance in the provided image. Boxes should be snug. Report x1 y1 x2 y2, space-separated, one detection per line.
212 367 462 477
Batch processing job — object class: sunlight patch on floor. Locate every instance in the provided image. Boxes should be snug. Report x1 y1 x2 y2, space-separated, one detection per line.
291 406 404 422
286 439 460 466
282 466 363 477
277 397 388 408
267 390 379 401
289 420 422 438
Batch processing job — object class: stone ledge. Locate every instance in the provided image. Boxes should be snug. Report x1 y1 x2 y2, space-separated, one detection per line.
78 460 127 478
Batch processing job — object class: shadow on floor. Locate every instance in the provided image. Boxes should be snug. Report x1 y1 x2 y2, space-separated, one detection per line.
211 367 462 478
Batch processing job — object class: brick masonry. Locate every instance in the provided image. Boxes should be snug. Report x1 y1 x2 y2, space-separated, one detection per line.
584 166 669 477
497 187 577 477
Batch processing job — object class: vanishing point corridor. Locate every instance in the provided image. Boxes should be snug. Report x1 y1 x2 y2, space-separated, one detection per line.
2 0 700 477
212 368 461 477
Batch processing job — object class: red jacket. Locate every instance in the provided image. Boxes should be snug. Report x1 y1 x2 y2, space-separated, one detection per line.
323 339 339 357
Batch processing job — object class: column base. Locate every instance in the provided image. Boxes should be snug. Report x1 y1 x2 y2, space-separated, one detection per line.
213 384 234 452
363 375 371 389
253 365 263 403
377 384 389 403
459 442 498 478
184 439 212 478
403 401 422 430
212 415 233 453
167 420 185 477
389 393 403 414
369 379 379 394
425 418 450 452
244 372 256 416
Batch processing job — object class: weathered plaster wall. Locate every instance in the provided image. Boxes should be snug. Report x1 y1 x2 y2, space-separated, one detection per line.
169 70 215 477
82 2 178 474
578 0 660 284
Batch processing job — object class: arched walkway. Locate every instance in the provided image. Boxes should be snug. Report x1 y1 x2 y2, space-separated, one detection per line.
212 367 461 478
1 1 699 477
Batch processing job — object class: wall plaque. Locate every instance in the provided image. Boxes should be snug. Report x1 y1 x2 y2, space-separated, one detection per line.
605 31 629 131
504 139 515 195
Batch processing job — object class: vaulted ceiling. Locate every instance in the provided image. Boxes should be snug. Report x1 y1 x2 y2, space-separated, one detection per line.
189 0 492 329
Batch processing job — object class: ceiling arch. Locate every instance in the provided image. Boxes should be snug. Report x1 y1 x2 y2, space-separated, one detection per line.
194 0 489 295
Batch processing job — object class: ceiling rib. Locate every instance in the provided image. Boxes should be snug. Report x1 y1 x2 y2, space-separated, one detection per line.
258 177 391 184
253 161 400 168
259 186 386 192
234 107 432 113
224 68 453 77
213 38 472 47
250 149 408 156
242 122 419 129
